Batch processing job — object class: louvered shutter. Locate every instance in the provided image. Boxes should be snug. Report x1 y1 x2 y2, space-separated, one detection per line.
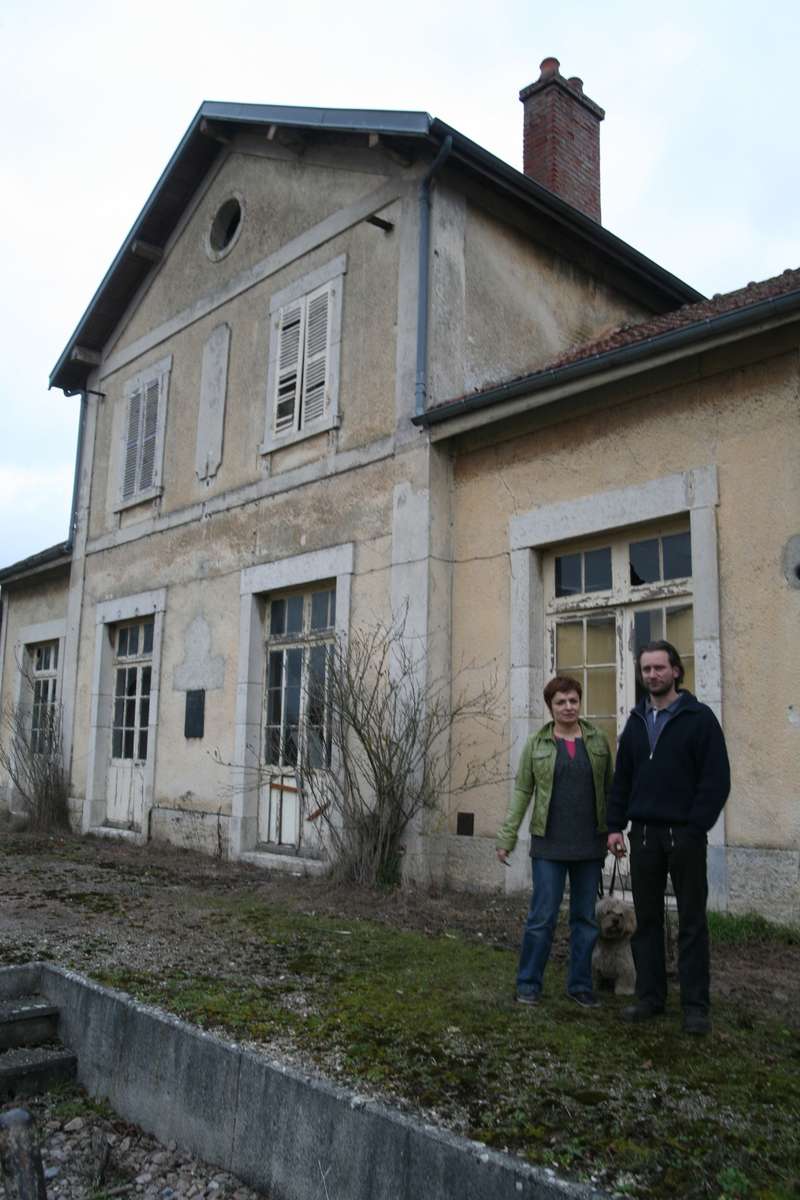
122 388 142 500
139 377 161 490
273 301 305 435
301 286 330 427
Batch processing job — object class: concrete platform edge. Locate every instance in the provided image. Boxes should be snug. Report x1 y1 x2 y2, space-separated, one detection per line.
0 964 610 1200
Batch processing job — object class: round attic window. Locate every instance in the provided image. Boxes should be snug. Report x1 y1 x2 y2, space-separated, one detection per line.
207 195 243 260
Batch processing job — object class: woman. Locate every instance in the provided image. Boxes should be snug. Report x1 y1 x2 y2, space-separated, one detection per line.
496 675 612 1008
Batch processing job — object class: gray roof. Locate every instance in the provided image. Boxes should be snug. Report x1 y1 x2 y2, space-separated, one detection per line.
50 102 703 394
0 541 71 586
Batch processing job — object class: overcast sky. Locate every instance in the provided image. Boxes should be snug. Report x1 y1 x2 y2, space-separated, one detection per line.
1 0 798 568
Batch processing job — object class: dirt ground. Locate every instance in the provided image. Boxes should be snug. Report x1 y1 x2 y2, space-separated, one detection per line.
0 830 796 1029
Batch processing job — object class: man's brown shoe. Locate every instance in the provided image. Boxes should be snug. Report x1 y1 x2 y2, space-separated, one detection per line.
622 1002 664 1023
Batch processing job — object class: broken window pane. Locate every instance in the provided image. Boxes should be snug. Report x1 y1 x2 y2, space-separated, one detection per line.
630 538 660 585
584 547 612 592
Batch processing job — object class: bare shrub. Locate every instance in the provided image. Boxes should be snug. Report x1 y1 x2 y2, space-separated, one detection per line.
295 614 500 888
0 697 70 832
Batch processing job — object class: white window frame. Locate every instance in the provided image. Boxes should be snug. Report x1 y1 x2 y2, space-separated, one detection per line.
263 587 336 779
232 544 353 859
543 521 694 741
260 255 346 455
506 466 726 902
11 621 66 771
29 640 61 755
82 589 166 838
115 354 172 512
110 618 155 763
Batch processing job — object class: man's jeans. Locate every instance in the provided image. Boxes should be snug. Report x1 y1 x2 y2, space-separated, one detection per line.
629 821 710 1014
516 857 602 997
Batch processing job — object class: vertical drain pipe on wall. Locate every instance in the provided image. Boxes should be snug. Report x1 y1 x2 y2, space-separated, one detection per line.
415 135 453 416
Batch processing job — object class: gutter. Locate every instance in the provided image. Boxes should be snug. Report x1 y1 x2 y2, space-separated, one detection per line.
413 285 800 428
415 135 453 415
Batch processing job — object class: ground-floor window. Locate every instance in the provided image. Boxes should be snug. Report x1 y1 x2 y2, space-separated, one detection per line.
545 521 694 745
261 584 335 846
111 618 154 761
30 641 59 753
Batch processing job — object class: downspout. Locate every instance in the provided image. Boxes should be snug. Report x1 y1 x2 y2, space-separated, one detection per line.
66 391 89 550
415 135 453 415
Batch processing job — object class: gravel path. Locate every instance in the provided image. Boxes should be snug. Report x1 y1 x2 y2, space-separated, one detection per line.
2 1092 264 1200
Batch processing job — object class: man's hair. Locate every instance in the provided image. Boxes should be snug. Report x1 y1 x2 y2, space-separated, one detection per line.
543 675 583 710
636 640 685 686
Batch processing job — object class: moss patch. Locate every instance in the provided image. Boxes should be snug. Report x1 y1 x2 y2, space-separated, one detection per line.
95 900 800 1200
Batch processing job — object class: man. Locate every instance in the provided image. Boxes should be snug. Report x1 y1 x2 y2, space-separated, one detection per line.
607 640 730 1036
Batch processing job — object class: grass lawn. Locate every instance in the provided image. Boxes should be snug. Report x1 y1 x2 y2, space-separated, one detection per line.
94 897 800 1200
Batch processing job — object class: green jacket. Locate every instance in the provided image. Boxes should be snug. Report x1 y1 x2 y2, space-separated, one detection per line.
496 719 613 853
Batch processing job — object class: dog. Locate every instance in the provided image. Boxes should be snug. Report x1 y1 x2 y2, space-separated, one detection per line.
592 895 637 995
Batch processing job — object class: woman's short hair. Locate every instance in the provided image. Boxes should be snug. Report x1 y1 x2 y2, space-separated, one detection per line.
543 675 583 710
636 639 686 686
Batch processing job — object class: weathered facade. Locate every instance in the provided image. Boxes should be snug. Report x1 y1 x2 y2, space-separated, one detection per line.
1 62 798 920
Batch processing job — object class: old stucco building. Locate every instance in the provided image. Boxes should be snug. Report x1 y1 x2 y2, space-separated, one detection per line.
1 60 798 920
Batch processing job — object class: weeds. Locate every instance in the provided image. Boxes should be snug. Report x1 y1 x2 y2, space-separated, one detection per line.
94 901 800 1200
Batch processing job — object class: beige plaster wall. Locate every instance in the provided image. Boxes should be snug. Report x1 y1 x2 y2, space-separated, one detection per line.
113 149 394 353
90 152 402 543
69 451 404 812
448 350 800 853
456 203 647 399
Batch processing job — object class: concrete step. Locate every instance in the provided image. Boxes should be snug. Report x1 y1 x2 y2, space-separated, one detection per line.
0 1045 77 1101
0 995 60 1051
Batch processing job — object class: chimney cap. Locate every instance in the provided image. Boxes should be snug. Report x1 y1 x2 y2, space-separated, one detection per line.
519 57 604 119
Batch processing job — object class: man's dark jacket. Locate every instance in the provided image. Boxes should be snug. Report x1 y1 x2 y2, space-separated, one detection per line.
607 691 730 834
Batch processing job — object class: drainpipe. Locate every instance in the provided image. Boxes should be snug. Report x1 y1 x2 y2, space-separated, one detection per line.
414 135 453 415
66 392 89 549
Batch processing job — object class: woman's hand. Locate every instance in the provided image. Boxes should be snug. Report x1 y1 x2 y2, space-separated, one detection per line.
607 832 626 858
496 848 510 864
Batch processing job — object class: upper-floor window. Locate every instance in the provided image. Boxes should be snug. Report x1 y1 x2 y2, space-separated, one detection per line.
117 355 172 510
261 256 345 454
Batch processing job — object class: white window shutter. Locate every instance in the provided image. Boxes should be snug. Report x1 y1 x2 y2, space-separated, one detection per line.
301 286 330 426
139 376 161 490
274 300 305 435
122 388 142 500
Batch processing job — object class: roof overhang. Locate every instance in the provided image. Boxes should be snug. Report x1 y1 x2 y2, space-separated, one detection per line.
414 286 800 442
0 542 72 587
49 102 702 396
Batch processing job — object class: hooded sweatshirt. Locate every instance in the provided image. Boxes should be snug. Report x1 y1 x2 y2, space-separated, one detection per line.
607 690 730 834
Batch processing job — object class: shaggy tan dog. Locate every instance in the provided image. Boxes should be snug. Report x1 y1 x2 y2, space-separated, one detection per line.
592 895 637 995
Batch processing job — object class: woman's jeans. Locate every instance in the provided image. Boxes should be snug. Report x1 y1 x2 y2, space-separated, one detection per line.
516 857 602 997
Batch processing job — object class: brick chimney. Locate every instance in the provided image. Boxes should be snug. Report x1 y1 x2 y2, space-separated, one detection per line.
520 57 605 222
